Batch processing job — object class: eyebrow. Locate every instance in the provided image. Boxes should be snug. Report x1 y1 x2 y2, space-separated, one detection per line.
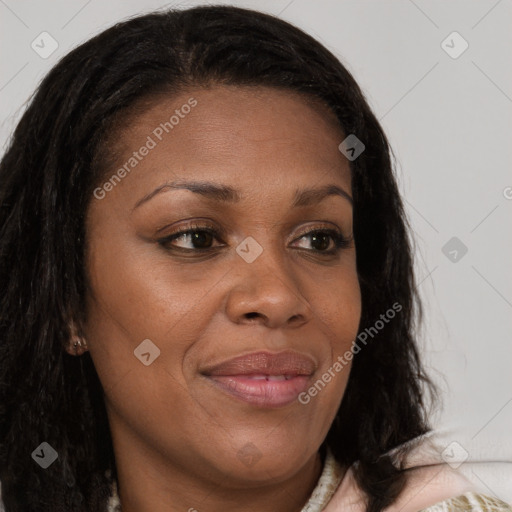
132 180 353 211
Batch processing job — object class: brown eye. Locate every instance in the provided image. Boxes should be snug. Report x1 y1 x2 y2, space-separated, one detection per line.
293 229 352 254
158 225 223 251
175 230 215 249
309 232 331 251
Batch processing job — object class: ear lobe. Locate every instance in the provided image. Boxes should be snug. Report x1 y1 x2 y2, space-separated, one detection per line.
65 317 89 356
64 342 76 356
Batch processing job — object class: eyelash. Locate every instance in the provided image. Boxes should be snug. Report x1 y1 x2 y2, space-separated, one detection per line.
157 222 352 256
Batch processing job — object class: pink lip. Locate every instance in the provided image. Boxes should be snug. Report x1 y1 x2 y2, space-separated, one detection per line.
201 350 316 408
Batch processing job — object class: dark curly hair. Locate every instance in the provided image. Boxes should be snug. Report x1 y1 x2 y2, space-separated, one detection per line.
0 5 438 512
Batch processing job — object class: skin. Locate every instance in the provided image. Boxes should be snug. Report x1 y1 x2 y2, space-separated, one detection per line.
68 85 362 512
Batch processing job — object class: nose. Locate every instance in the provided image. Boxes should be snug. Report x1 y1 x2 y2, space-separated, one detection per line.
224 237 311 329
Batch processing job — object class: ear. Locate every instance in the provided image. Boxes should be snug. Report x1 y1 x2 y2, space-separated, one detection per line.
64 317 88 356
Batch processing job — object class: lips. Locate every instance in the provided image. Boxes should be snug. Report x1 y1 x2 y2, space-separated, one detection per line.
201 351 316 408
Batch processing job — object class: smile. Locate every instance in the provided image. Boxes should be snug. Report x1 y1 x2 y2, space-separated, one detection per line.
200 350 316 408
205 374 312 408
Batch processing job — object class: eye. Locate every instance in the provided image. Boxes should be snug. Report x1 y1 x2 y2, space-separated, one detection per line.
292 229 352 254
158 223 223 251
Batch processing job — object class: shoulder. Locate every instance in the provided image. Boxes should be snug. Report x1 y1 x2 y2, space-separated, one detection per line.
325 463 511 512
324 459 476 512
383 463 512 512
418 493 512 512
384 461 476 512
324 433 511 512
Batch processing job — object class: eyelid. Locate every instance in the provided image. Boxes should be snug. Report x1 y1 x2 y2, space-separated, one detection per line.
292 222 345 239
159 220 347 241
155 217 226 236
164 221 223 236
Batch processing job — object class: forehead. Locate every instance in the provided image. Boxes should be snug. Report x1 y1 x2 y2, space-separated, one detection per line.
98 85 352 204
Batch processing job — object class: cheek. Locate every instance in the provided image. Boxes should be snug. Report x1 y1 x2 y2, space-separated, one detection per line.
82 228 238 400
310 267 361 397
85 230 214 343
83 240 218 450
313 266 362 352
294 264 360 373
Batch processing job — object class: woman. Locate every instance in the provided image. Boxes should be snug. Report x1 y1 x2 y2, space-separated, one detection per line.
0 5 509 512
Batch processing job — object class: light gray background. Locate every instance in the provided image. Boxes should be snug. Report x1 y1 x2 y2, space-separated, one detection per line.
1 0 511 503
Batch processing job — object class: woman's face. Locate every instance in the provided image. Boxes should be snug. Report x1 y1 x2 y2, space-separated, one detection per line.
81 85 361 486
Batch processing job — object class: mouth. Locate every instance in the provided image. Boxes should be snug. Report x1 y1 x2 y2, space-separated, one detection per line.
200 350 316 408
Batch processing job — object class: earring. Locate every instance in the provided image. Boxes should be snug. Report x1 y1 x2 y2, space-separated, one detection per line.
72 338 88 355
